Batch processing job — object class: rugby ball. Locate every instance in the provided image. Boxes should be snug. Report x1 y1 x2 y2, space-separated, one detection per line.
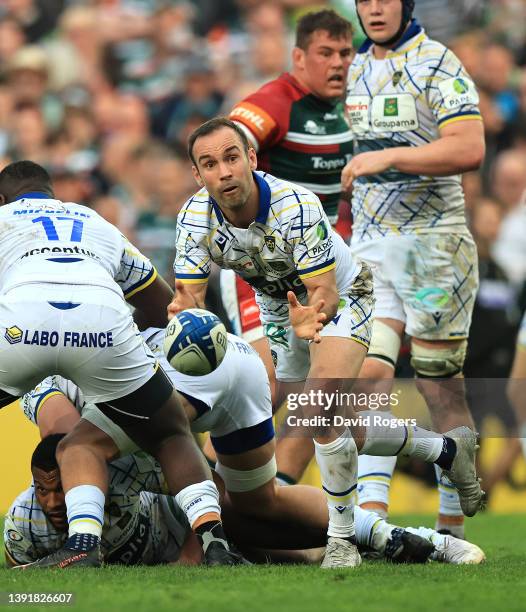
163 309 227 376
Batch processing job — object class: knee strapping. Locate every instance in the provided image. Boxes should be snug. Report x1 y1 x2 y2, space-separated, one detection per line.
367 320 402 369
410 340 467 378
215 456 277 492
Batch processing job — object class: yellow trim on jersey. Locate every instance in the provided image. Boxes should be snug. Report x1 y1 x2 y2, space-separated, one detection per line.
350 336 371 350
388 33 427 57
35 391 65 422
298 261 336 280
124 267 158 300
177 277 209 285
12 516 47 526
439 114 482 129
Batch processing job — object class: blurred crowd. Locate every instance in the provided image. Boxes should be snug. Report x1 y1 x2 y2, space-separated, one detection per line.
0 0 525 380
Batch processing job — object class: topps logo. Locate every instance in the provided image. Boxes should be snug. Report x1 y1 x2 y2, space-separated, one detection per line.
231 107 265 131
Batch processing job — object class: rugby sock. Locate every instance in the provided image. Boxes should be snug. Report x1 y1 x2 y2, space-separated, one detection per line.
354 505 387 550
357 454 397 519
314 430 357 539
65 485 104 539
65 533 100 552
359 411 445 463
434 465 464 539
175 480 222 531
520 423 526 460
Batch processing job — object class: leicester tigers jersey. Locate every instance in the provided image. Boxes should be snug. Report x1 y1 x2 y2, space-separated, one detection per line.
4 454 188 566
345 20 481 241
174 171 359 320
0 194 157 299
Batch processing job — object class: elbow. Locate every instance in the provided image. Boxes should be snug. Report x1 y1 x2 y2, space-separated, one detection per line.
463 142 485 172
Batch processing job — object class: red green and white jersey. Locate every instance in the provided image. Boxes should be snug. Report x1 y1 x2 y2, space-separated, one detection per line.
345 21 481 241
230 73 353 225
174 171 359 320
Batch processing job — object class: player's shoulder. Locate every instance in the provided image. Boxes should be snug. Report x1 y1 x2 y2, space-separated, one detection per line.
410 33 457 70
178 188 214 228
6 487 45 536
241 73 303 108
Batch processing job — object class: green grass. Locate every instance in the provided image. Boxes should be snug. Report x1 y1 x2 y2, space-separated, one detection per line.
1 514 525 612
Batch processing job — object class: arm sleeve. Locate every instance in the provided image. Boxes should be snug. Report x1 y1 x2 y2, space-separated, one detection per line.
20 376 69 425
230 85 290 151
426 48 481 129
288 198 336 280
115 237 159 299
173 211 211 284
4 510 39 565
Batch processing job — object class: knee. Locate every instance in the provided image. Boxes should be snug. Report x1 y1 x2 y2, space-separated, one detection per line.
411 340 467 379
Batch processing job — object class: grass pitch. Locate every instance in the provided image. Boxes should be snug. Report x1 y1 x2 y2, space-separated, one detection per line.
1 513 525 612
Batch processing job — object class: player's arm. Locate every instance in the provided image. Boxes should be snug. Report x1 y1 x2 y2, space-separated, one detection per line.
3 513 37 566
342 120 484 187
130 274 174 330
20 377 80 438
168 210 211 318
167 279 208 320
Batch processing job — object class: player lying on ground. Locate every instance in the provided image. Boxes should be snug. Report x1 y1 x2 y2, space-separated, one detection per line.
168 118 484 567
0 160 243 568
4 434 485 566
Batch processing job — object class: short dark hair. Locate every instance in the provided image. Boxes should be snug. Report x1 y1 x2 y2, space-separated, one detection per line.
295 9 353 50
31 434 66 473
0 160 52 203
187 117 250 166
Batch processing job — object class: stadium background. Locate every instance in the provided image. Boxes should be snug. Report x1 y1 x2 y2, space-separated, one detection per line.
0 0 525 514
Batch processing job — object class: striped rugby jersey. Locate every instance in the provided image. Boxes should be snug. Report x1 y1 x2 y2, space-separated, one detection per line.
230 73 353 224
4 454 188 566
345 20 481 241
174 171 360 319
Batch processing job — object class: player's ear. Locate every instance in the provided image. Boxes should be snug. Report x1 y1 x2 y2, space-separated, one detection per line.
248 147 257 171
191 165 204 188
292 46 305 71
0 193 5 205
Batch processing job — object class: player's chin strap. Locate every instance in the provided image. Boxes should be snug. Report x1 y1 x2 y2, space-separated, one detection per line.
356 0 415 48
410 340 467 378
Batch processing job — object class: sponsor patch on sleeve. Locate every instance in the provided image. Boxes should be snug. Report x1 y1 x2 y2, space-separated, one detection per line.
230 102 277 145
438 77 479 110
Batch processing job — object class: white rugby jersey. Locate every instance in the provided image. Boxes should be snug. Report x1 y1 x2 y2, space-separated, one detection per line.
345 20 481 241
4 454 188 566
22 328 271 438
174 172 359 319
0 193 157 299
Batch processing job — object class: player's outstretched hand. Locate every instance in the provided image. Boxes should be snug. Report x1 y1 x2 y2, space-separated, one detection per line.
341 150 395 191
167 280 199 320
287 291 326 343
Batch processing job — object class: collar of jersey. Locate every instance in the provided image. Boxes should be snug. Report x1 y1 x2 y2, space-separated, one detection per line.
357 19 423 55
15 191 52 201
209 172 271 226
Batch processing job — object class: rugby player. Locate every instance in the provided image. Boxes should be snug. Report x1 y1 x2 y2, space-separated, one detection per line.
0 160 243 567
222 9 354 407
168 118 483 567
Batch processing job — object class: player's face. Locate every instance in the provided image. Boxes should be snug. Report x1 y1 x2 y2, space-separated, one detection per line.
356 0 403 44
33 467 67 532
192 127 258 212
294 30 353 100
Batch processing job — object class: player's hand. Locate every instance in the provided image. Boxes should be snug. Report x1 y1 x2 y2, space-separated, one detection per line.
166 280 199 320
287 291 327 343
341 150 395 190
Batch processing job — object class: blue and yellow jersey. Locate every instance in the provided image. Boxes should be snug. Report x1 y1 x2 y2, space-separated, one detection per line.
345 20 481 241
174 171 359 317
